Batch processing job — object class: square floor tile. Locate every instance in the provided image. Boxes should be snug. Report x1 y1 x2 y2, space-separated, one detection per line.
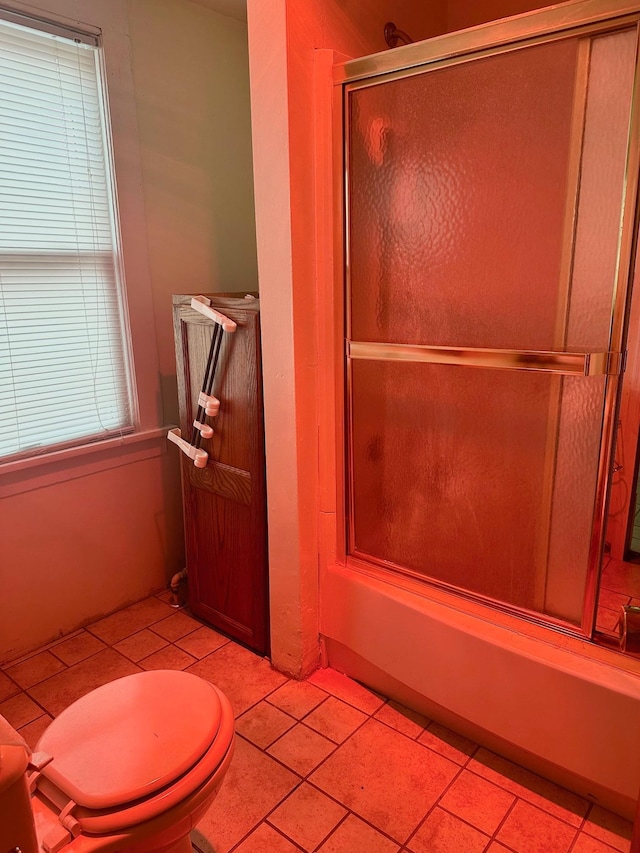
0 692 43 728
114 629 168 662
0 670 19 702
230 823 302 853
267 679 328 719
600 559 640 597
598 588 631 611
583 805 632 851
176 626 228 659
267 723 336 776
308 668 385 715
407 807 491 853
303 695 367 743
374 700 431 739
597 608 622 634
27 648 140 716
572 833 630 853
150 611 202 642
50 631 107 665
86 597 176 645
236 701 296 749
18 714 52 749
469 748 589 827
310 718 458 844
418 723 477 765
187 643 287 717
438 770 515 835
268 783 347 851
139 645 196 671
318 814 400 853
154 589 175 605
6 651 67 689
496 799 577 853
195 737 298 853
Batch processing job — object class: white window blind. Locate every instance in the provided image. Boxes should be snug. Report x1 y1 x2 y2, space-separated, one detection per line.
0 14 134 461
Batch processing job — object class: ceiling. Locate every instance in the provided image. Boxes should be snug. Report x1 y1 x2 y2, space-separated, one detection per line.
188 0 247 22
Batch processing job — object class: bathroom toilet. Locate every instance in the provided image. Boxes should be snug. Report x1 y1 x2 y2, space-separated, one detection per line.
0 669 235 853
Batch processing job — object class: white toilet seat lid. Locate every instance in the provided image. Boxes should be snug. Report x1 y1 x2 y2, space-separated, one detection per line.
36 670 223 810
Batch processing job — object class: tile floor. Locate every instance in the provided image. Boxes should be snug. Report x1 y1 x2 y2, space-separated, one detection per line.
0 591 634 853
596 556 640 649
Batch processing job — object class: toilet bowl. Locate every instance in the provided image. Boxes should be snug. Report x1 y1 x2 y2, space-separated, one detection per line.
0 669 235 853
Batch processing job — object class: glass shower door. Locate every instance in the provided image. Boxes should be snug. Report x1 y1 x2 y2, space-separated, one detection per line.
345 23 639 633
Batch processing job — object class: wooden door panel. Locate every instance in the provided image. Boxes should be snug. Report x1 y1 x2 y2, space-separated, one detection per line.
185 487 257 645
173 294 269 654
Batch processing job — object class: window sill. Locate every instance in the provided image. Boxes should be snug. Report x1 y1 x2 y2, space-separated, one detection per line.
0 427 173 499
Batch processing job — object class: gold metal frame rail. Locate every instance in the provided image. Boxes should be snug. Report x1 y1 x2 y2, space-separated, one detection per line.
348 341 623 376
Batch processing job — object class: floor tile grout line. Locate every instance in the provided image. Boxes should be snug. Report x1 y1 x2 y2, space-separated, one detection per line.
267 797 405 853
462 755 592 827
266 687 333 723
265 725 340 780
566 823 584 853
3 687 52 728
264 703 370 760
401 754 473 851
579 799 596 840
227 817 307 853
237 769 310 846
17 710 50 735
308 809 352 852
0 669 23 698
239 679 332 725
305 675 388 717
485 793 521 848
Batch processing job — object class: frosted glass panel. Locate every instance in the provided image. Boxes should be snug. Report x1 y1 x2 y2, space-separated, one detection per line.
566 29 637 349
351 361 549 608
349 38 579 350
350 362 607 622
545 377 607 622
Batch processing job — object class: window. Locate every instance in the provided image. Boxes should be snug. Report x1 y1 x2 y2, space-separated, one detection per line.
0 11 134 461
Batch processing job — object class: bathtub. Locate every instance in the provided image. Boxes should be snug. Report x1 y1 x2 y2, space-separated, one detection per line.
321 561 640 819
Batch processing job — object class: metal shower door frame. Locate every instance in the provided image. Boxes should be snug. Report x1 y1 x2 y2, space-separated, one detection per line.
336 0 640 639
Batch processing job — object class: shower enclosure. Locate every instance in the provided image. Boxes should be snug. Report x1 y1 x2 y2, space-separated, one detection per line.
341 2 640 639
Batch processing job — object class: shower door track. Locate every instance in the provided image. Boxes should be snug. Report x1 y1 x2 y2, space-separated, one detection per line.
336 0 640 640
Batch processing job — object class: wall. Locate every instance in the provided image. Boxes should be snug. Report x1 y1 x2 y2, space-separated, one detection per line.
127 0 258 425
247 0 447 676
0 456 183 662
446 0 553 31
0 0 255 662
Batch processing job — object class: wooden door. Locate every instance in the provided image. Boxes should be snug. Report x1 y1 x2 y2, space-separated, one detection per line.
173 294 269 654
